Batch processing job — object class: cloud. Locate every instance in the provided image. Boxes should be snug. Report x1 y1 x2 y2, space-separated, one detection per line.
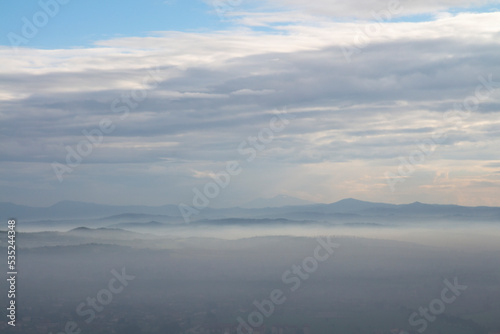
262 0 500 19
1 10 500 206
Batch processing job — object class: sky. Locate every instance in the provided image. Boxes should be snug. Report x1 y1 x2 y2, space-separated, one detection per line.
1 0 500 208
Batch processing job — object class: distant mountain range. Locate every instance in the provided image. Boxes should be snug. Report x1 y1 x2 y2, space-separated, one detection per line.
0 200 181 220
240 194 317 208
1 198 499 230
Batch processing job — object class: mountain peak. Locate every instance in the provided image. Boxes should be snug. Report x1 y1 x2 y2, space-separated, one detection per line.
335 198 369 204
241 194 317 209
407 201 428 206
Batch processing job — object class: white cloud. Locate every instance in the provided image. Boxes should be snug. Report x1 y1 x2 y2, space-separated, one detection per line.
1 10 500 206
264 0 500 19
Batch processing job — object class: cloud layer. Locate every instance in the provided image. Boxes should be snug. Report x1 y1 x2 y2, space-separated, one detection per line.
1 8 500 207
264 0 499 18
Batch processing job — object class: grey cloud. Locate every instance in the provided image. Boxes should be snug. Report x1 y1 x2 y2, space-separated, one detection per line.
2 13 500 205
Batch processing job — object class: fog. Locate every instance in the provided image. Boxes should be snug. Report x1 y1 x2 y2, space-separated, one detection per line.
1 215 499 334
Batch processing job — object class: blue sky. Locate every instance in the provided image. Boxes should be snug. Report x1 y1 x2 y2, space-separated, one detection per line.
1 0 500 208
2 0 499 49
0 0 237 49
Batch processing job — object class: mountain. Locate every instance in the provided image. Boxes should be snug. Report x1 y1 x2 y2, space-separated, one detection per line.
108 221 169 230
320 198 396 213
241 194 318 208
66 227 139 238
191 218 313 226
2 198 500 230
100 213 177 223
0 200 182 221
